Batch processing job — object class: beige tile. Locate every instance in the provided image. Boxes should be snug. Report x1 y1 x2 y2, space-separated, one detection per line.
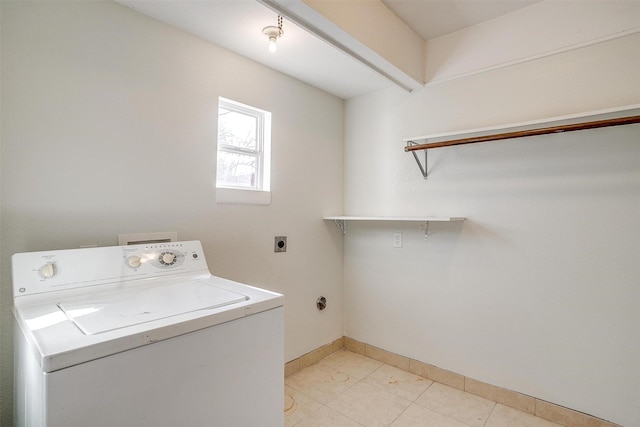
344 337 366 355
364 363 433 401
320 350 383 379
391 403 472 427
284 385 323 427
465 377 535 414
365 345 411 371
486 404 564 427
285 358 300 377
410 359 465 390
295 405 364 427
415 382 496 427
535 400 616 427
327 381 412 427
285 363 358 404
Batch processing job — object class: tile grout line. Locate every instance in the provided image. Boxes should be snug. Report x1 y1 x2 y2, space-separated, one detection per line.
409 386 489 427
323 374 371 427
323 401 367 427
389 374 433 427
387 401 412 426
360 363 419 427
481 401 499 427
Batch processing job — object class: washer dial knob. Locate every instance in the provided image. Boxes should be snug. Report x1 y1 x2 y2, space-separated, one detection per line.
127 256 142 268
39 262 56 279
159 251 176 265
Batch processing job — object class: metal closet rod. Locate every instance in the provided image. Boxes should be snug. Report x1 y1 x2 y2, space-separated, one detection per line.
404 115 640 152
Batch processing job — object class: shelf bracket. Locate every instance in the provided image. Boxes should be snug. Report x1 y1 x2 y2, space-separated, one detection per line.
333 219 346 235
407 141 428 179
420 221 432 239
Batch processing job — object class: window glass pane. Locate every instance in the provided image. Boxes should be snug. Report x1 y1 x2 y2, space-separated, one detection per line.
217 151 257 188
218 108 257 150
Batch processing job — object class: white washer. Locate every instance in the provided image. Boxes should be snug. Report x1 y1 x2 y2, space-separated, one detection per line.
12 241 284 427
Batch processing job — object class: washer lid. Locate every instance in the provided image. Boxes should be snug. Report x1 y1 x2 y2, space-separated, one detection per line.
57 281 248 335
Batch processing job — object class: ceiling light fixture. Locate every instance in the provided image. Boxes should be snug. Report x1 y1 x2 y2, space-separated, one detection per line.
262 15 283 53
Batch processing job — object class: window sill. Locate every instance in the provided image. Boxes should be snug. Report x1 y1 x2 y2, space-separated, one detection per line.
216 187 271 205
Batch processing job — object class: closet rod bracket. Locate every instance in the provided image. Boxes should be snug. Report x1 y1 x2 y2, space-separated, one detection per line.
333 219 346 235
407 141 428 179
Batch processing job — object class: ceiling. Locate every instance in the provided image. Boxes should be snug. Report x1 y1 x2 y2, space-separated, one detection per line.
117 0 541 99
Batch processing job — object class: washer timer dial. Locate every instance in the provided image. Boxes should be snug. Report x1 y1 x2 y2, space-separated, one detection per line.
159 251 177 266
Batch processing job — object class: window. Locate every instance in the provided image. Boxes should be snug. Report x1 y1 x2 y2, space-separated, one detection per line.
216 98 271 203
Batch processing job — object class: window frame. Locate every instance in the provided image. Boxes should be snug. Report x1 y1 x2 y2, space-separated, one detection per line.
216 97 271 194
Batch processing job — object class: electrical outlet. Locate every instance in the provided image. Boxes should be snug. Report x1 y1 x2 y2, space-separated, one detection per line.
393 232 402 248
274 236 287 253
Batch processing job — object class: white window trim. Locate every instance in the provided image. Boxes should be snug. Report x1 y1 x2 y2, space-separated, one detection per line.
216 187 271 205
216 97 271 204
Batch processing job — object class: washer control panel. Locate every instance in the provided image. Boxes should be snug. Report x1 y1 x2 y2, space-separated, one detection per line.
12 241 209 297
124 244 187 270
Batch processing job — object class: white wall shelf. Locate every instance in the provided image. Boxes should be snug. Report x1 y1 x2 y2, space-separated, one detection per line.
404 104 640 179
323 216 465 235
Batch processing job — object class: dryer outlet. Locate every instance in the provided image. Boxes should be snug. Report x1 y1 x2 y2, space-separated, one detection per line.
274 236 287 253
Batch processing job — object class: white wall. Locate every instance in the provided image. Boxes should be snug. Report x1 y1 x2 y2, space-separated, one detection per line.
0 1 344 424
344 33 640 427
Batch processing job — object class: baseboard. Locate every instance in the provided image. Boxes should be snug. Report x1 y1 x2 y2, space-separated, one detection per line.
284 337 344 377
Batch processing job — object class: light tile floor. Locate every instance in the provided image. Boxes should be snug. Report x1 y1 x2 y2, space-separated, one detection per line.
285 350 564 427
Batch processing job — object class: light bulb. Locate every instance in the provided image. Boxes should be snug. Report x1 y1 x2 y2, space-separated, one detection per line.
268 36 277 53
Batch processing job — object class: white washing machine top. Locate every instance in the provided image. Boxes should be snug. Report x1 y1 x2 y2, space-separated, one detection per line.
12 241 284 373
57 280 248 335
